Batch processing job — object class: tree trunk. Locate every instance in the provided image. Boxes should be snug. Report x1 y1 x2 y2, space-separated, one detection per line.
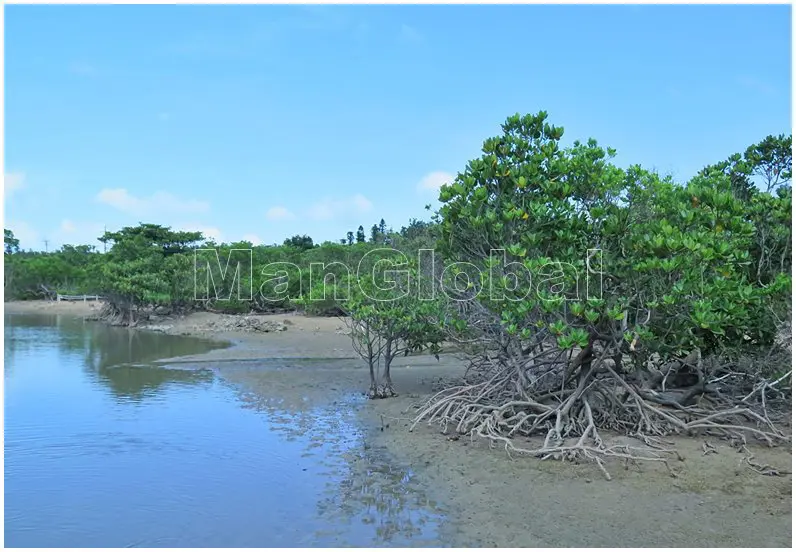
368 359 379 399
367 328 380 399
381 337 397 397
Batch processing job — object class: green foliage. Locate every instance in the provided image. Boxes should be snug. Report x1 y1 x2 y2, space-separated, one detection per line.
699 134 791 199
283 234 315 250
4 241 101 299
297 248 445 394
4 229 20 255
393 218 439 252
349 258 443 351
437 111 791 365
744 134 792 193
95 224 204 321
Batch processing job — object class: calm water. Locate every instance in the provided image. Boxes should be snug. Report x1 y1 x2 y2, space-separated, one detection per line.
4 314 442 547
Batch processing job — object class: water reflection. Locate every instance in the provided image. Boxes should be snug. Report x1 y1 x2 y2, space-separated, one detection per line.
5 315 445 547
4 313 223 402
220 361 445 546
320 444 442 545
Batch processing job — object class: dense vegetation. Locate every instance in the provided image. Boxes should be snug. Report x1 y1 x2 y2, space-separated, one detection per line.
411 113 791 476
5 111 791 475
3 218 438 315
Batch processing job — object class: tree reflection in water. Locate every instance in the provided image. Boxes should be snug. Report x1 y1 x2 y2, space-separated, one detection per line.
6 315 446 545
4 313 223 402
221 362 445 546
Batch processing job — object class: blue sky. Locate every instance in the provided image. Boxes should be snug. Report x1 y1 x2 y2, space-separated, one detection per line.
4 4 792 251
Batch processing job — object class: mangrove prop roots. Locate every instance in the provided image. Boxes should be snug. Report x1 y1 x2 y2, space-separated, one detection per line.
411 345 791 480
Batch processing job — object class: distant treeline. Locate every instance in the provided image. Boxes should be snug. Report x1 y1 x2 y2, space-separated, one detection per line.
3 218 439 318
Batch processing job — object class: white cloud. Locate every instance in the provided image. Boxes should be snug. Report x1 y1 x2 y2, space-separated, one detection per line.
5 220 39 250
178 223 222 242
736 75 778 97
96 188 210 217
201 227 223 242
68 61 97 76
56 220 106 247
242 233 264 245
399 24 423 44
417 171 454 194
352 21 370 41
666 86 682 99
265 206 296 221
351 194 372 211
4 172 26 196
306 194 373 221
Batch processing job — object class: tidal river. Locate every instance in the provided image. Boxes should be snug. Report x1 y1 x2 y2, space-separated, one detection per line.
3 313 443 547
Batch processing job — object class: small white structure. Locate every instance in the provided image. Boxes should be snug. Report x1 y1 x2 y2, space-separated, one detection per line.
56 294 103 302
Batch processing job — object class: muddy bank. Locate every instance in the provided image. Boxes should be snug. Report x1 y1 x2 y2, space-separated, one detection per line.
144 311 358 362
5 299 102 316
212 354 474 546
4 303 354 359
367 390 792 547
183 351 792 547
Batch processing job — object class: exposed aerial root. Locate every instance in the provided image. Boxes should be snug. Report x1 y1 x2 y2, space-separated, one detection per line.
738 445 792 477
379 383 398 398
411 349 791 480
98 301 138 327
367 383 399 400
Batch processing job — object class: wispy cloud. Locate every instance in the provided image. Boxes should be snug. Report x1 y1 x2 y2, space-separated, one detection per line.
306 194 373 221
242 233 264 245
399 24 424 45
4 172 26 196
352 21 370 42
96 188 210 217
736 75 778 97
167 8 356 58
179 223 223 243
58 219 106 246
665 86 682 99
290 5 349 33
265 206 297 222
68 61 97 76
5 220 39 250
417 171 454 194
168 33 259 57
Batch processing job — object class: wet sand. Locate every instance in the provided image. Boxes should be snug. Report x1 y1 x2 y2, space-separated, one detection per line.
5 299 103 316
6 301 792 547
217 355 793 547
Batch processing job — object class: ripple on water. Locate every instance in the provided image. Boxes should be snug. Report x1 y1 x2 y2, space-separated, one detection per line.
225 373 447 546
5 316 446 547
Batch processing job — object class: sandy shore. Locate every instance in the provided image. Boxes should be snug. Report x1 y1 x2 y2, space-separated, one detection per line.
5 299 792 546
5 299 103 316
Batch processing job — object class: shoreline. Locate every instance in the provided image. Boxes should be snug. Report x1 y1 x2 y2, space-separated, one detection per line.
5 299 792 546
4 299 104 317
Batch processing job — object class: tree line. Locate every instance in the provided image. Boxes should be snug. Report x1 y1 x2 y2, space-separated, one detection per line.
3 217 438 312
